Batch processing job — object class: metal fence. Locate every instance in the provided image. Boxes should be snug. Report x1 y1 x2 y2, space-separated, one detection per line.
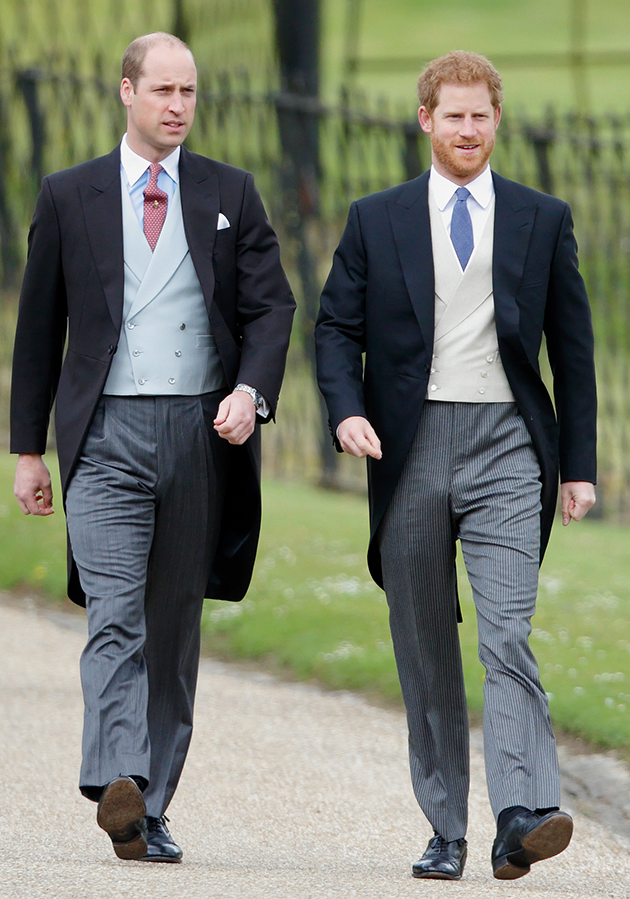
1 66 630 519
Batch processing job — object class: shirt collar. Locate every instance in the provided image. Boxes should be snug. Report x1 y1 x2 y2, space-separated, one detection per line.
120 134 180 187
429 163 494 211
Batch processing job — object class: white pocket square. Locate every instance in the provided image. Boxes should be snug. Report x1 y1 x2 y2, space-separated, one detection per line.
217 213 230 230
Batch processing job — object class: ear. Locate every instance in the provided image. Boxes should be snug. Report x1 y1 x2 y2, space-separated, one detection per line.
120 78 134 109
494 104 502 129
418 106 432 134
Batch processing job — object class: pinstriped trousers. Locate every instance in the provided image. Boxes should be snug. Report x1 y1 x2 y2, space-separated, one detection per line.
66 394 224 817
379 402 560 842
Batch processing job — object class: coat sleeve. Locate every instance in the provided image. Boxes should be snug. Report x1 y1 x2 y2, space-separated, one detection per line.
315 201 369 439
10 178 68 455
544 203 597 483
231 173 296 419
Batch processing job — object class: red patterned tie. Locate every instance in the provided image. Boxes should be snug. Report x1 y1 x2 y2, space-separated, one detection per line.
143 162 168 251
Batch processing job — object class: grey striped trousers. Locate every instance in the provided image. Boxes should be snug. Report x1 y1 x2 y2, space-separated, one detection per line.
66 394 223 817
379 401 560 841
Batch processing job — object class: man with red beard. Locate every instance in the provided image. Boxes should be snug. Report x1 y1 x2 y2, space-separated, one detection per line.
315 52 596 881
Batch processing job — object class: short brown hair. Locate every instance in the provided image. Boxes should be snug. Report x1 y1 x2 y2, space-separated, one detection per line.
417 51 503 113
122 32 193 89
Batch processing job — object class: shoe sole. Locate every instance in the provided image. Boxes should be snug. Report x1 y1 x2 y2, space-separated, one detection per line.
493 813 573 880
412 871 462 880
139 854 183 863
96 778 147 860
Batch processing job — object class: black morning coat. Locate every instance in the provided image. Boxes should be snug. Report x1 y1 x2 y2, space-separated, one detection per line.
315 170 597 590
10 145 296 606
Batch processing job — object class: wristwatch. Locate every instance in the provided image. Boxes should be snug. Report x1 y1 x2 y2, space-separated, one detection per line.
234 383 264 410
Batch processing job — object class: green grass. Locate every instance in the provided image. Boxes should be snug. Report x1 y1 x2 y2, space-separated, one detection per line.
201 479 630 752
0 455 68 598
1 454 629 751
322 0 630 113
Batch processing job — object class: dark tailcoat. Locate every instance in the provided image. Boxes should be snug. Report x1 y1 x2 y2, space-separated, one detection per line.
11 145 295 605
315 170 596 587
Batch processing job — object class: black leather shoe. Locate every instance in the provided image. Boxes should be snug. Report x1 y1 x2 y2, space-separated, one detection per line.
140 816 183 862
96 776 148 860
412 834 468 880
492 809 573 880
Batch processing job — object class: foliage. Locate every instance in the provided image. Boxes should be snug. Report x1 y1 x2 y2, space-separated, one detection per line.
324 0 630 112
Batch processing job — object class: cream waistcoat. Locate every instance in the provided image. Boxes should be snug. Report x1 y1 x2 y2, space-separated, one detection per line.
103 175 226 396
426 188 514 403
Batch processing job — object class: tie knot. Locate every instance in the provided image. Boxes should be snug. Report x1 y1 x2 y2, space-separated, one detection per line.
144 164 168 205
455 187 470 202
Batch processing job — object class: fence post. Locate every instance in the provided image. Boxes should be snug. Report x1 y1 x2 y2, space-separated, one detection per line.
0 82 20 289
526 125 555 196
171 0 190 44
403 120 424 181
274 0 340 487
16 68 46 192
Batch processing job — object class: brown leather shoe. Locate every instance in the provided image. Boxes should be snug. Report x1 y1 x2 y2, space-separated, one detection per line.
492 809 573 879
412 834 468 880
96 776 148 860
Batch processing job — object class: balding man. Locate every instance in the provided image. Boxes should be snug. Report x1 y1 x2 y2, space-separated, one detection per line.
11 32 294 862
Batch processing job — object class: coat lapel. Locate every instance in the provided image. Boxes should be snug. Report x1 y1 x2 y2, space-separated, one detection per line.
492 172 538 341
387 172 435 355
179 147 218 311
81 147 124 332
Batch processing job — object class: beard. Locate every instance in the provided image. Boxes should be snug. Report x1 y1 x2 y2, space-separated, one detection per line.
430 131 495 180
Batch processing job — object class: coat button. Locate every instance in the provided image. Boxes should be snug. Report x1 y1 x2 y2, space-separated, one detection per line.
430 384 438 392
479 387 486 394
486 354 493 363
175 350 182 357
138 378 146 385
179 322 186 330
168 378 176 385
127 321 135 330
133 350 140 357
107 344 117 355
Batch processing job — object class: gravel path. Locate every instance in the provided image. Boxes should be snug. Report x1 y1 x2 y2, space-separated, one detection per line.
1 596 629 899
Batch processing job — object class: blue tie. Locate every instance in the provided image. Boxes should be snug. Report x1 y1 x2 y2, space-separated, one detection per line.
450 187 473 270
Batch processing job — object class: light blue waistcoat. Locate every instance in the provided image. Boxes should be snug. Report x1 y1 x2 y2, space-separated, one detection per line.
103 175 226 396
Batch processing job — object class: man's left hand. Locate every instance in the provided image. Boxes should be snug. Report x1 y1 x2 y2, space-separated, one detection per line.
561 481 596 526
214 391 257 444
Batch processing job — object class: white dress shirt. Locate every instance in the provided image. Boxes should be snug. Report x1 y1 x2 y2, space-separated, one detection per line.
429 164 494 249
120 134 180 227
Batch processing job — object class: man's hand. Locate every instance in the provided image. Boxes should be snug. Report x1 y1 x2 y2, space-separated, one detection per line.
337 416 382 459
214 391 257 445
14 453 54 516
561 481 595 526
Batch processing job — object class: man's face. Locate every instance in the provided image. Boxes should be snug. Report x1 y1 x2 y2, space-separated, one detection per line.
419 82 501 184
120 43 197 161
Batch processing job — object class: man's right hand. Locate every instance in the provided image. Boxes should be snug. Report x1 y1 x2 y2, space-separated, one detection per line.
337 416 382 460
14 453 54 516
